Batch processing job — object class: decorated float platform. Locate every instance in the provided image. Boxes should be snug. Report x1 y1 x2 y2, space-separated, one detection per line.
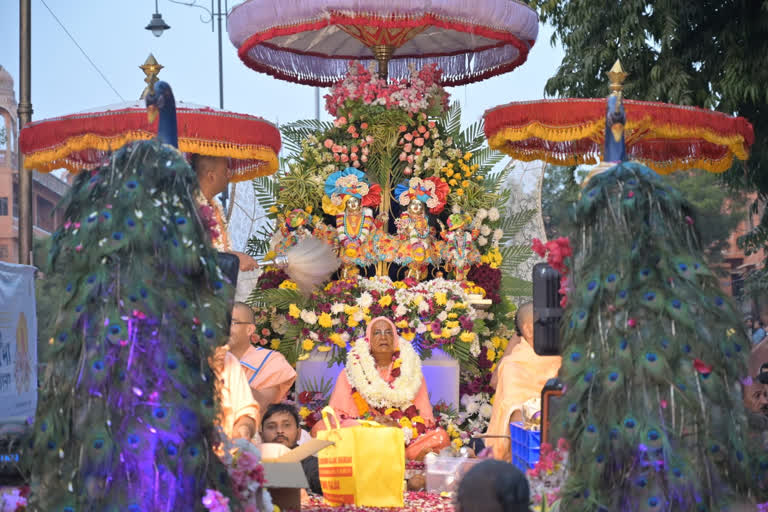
7 0 765 508
243 58 531 455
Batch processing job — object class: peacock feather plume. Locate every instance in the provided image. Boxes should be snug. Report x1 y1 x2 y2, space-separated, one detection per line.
26 82 234 510
556 161 766 511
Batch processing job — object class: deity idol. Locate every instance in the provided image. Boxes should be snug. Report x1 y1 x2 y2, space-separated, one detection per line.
322 168 381 279
439 212 481 282
272 209 313 257
393 177 449 281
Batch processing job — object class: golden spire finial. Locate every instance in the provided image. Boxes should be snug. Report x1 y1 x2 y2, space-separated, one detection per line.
140 54 164 99
607 59 628 94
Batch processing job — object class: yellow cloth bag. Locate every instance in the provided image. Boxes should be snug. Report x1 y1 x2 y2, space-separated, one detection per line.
316 406 405 507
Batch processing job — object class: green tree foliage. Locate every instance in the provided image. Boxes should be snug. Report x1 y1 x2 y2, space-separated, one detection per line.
542 165 745 266
540 165 581 240
529 0 768 260
663 170 745 263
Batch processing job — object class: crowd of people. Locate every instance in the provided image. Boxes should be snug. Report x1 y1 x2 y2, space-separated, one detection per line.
209 292 561 508
746 316 768 423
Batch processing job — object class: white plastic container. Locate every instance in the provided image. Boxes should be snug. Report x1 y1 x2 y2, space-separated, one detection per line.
425 455 481 493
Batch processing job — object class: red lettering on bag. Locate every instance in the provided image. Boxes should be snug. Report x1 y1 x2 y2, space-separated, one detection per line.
321 480 341 491
319 466 354 477
323 493 355 505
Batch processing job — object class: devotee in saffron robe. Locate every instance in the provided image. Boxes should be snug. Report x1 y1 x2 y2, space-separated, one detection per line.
228 302 297 412
485 303 562 461
318 316 450 459
211 343 260 441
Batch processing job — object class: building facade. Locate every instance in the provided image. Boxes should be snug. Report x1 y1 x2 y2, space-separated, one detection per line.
0 65 69 264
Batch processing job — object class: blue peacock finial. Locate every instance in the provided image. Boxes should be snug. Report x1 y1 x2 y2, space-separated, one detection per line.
145 81 178 148
604 59 628 163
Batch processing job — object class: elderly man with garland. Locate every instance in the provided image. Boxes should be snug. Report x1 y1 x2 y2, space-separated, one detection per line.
315 316 450 460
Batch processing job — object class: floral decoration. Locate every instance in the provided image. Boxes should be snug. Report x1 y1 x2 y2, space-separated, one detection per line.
301 491 454 511
204 438 273 512
257 276 482 364
0 486 29 511
528 438 569 512
532 237 573 307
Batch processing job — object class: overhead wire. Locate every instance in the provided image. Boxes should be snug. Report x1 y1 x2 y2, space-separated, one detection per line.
39 0 126 102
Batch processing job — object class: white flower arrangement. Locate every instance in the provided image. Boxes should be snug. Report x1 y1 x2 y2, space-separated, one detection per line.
300 310 318 324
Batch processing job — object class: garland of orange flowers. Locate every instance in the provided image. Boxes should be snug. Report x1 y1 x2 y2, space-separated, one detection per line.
195 190 231 251
352 391 370 417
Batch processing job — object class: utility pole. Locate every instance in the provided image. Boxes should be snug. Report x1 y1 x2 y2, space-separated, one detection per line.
18 0 33 265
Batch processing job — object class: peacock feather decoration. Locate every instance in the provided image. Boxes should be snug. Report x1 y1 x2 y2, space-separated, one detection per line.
555 65 767 511
26 81 235 511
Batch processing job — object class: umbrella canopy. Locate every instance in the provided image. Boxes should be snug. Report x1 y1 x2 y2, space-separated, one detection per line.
483 97 754 174
19 100 281 181
227 0 539 86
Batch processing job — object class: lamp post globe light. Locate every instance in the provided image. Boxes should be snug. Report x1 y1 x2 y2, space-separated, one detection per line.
145 0 170 37
144 0 232 209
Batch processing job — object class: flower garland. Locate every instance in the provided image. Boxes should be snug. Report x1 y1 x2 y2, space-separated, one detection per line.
346 335 423 409
532 237 572 307
337 207 374 246
196 189 231 251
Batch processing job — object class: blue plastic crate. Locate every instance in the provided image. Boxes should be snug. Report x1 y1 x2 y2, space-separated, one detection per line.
509 422 540 471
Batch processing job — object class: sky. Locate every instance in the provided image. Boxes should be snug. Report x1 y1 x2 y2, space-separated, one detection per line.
0 0 566 249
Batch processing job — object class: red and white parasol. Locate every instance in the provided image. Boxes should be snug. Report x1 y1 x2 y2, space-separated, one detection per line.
227 0 539 86
484 68 754 175
19 100 281 181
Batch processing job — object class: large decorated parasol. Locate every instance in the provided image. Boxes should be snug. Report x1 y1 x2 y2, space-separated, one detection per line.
483 61 754 174
19 56 281 182
227 0 539 85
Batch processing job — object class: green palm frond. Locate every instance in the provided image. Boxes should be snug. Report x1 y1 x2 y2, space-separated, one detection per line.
501 275 533 297
252 175 279 219
500 244 534 272
248 287 305 309
276 323 301 364
498 209 538 244
278 163 324 212
456 120 486 152
483 164 514 196
281 120 335 155
245 225 274 259
452 182 497 213
440 101 462 137
472 147 506 177
441 339 478 372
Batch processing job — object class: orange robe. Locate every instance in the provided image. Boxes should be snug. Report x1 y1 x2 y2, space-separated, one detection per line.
239 345 297 404
219 352 260 439
485 341 562 461
328 367 435 424
318 365 448 459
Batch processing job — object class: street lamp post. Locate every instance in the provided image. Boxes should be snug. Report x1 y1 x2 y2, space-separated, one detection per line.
18 0 32 265
145 0 230 206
